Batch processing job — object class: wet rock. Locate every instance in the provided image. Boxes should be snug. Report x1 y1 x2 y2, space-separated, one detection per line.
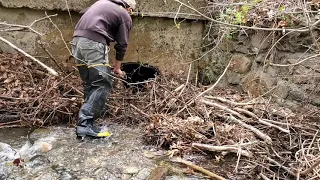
123 166 140 175
19 136 56 158
133 168 152 180
226 71 242 85
311 97 320 106
149 166 169 180
121 173 132 180
94 167 103 176
59 170 74 180
27 155 50 168
229 54 252 74
0 142 18 162
250 31 272 51
288 88 306 102
0 165 10 179
273 80 290 99
226 54 253 85
241 71 275 97
255 53 266 64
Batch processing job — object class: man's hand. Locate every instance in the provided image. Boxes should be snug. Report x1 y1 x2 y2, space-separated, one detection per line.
112 60 126 78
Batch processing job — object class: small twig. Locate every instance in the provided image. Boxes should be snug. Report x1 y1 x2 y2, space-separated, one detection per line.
0 120 22 127
178 63 192 97
171 157 227 180
130 104 151 119
258 119 290 134
268 157 296 177
260 173 271 180
234 139 244 173
174 84 185 92
270 53 320 67
194 60 232 100
0 36 58 76
301 0 320 52
64 0 73 25
300 158 320 176
185 31 226 64
174 4 183 27
0 95 26 100
45 11 71 55
307 130 318 155
38 40 65 73
0 14 58 35
26 68 36 87
177 60 232 114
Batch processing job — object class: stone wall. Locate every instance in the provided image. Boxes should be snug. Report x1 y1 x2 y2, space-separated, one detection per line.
198 28 320 107
0 0 205 72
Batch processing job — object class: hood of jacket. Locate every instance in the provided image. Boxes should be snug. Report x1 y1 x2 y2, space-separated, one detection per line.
106 0 128 8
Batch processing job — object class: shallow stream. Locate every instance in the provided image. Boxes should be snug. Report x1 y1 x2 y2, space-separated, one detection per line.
0 124 207 180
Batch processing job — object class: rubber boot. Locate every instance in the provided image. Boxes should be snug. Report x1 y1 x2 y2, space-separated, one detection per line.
76 65 113 139
77 65 105 134
77 65 90 102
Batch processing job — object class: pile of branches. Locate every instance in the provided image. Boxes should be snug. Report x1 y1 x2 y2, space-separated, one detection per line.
1 51 319 179
0 53 82 127
106 70 320 179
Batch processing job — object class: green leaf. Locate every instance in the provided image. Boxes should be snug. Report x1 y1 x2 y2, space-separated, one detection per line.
235 12 244 24
241 5 249 14
175 23 181 29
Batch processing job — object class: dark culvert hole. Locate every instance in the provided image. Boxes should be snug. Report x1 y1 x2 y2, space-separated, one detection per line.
120 62 160 90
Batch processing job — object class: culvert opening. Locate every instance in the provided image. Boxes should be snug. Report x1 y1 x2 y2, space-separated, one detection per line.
120 62 160 90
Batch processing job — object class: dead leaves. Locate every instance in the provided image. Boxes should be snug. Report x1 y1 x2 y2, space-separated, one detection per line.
0 53 82 126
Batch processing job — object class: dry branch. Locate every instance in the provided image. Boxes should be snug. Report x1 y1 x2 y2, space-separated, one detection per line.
0 14 58 35
226 115 272 144
171 157 227 180
201 100 272 143
200 99 248 120
0 37 58 76
204 96 257 106
192 143 253 157
233 107 290 134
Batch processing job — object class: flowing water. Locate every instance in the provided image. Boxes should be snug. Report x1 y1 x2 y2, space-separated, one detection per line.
0 124 206 180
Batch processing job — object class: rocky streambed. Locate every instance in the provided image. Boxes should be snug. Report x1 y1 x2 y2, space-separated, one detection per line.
0 124 206 180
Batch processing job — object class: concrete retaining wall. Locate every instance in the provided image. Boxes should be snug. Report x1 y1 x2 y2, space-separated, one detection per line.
0 0 206 72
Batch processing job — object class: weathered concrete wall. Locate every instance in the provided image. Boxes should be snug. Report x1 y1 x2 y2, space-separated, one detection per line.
0 0 206 18
0 0 205 72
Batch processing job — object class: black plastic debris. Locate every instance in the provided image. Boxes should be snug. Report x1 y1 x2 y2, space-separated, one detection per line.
120 62 160 90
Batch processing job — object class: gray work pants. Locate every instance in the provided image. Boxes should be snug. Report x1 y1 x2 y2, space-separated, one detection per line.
71 37 113 126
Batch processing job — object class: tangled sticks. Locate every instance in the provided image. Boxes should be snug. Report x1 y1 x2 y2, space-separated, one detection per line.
109 69 320 179
0 53 82 127
1 53 320 179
